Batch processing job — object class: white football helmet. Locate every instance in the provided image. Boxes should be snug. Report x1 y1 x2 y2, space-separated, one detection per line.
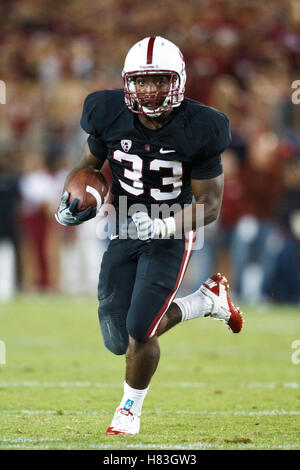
122 36 186 117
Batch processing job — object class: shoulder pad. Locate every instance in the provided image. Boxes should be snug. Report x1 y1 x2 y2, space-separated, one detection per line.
200 105 230 141
80 89 125 136
182 99 231 155
184 98 230 136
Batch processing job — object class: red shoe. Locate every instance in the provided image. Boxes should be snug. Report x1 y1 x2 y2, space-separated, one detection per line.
200 273 243 333
106 407 140 435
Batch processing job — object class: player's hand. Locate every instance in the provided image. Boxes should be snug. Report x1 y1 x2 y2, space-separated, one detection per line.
55 191 96 226
131 212 176 240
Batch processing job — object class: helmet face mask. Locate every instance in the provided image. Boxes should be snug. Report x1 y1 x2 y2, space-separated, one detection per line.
124 71 181 116
122 37 186 117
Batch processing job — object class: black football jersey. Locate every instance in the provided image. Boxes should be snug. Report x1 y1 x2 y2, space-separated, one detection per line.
80 89 231 213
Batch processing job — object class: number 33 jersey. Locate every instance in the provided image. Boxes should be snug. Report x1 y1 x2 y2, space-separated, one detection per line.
80 89 231 212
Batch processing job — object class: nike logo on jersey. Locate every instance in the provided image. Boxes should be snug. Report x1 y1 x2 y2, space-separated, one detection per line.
159 148 176 154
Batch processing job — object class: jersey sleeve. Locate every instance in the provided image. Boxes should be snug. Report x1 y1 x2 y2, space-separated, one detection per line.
80 92 108 160
191 110 231 180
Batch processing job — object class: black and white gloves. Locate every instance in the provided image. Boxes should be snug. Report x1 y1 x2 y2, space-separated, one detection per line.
55 191 96 226
130 212 176 240
55 193 175 240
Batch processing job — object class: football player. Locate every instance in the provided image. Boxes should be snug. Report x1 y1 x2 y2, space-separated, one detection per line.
56 36 243 435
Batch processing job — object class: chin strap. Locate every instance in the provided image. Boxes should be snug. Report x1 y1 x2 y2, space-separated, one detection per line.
141 96 171 117
142 109 163 118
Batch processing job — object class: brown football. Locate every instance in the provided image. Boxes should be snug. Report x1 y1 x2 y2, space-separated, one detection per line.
66 168 109 212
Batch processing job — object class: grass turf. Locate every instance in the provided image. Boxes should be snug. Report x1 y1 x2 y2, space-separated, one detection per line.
0 295 300 450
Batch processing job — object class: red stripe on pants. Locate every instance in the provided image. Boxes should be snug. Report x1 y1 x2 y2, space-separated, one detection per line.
145 231 194 338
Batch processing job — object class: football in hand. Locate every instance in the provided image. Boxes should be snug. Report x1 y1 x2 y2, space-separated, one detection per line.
66 168 109 213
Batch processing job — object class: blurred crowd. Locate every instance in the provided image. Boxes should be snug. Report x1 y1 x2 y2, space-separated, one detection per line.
0 0 300 303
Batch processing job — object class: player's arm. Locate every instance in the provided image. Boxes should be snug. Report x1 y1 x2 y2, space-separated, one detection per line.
131 174 224 240
174 174 224 232
55 141 106 226
63 141 106 191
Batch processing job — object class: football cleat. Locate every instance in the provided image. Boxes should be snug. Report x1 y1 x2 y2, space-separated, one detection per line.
200 273 243 333
106 407 140 435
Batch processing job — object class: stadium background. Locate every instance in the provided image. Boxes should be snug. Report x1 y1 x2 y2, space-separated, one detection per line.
1 0 300 452
0 0 300 304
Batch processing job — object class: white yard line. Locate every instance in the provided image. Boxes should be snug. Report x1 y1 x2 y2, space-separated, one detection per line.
0 381 120 388
0 381 299 388
0 438 63 443
0 442 298 450
1 409 300 416
174 410 300 416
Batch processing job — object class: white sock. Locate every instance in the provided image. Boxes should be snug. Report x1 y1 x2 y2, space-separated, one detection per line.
119 381 149 416
174 289 213 322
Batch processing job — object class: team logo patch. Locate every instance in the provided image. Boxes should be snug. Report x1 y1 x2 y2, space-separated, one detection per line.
121 140 132 152
124 399 134 410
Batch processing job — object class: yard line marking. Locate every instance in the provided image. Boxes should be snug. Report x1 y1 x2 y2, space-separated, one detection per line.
1 409 100 415
241 382 300 389
1 409 300 416
0 381 299 388
0 381 122 388
0 443 298 450
0 438 63 443
90 443 215 450
0 445 51 449
172 410 300 416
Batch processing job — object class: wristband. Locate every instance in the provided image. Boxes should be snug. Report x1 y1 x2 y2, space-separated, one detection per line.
163 216 176 238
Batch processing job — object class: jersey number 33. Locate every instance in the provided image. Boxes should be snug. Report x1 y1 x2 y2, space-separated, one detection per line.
113 150 183 201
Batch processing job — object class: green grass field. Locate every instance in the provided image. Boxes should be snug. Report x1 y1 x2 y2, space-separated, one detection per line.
0 295 300 450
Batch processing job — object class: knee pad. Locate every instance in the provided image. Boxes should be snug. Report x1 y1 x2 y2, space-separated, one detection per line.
98 304 128 356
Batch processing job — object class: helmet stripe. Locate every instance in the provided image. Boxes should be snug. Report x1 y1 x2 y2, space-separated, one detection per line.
146 37 155 64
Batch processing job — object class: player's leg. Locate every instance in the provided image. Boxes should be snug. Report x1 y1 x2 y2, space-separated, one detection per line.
155 301 183 335
152 228 243 337
106 233 194 435
125 335 160 389
157 271 243 336
97 238 137 356
107 334 160 434
106 233 243 435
